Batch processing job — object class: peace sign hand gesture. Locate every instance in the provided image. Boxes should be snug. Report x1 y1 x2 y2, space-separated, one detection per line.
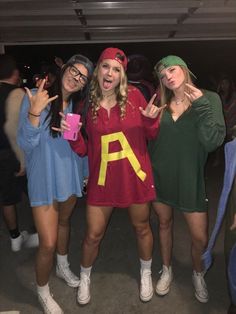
25 79 58 115
184 83 203 102
139 94 166 119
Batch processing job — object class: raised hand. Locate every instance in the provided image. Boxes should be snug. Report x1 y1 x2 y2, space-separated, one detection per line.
139 94 166 119
25 79 58 116
184 83 203 102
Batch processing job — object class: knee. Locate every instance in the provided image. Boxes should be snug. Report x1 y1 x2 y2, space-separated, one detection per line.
192 235 208 250
159 217 173 231
84 230 104 247
58 216 70 228
39 239 56 257
133 222 151 239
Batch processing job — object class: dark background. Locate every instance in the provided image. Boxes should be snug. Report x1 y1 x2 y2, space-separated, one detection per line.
5 40 236 88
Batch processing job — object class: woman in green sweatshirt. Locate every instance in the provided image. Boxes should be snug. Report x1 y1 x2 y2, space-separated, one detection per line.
149 55 226 304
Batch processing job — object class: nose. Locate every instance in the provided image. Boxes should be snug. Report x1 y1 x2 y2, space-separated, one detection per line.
73 75 80 82
107 67 112 76
165 72 172 80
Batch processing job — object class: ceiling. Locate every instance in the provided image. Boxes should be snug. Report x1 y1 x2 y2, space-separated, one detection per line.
0 0 236 46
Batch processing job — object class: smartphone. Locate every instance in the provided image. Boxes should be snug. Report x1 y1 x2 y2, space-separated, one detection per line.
63 113 81 141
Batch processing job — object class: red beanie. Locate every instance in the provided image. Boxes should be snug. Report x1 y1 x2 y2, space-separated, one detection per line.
98 47 128 71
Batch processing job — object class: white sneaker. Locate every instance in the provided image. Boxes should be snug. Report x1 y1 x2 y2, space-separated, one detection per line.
77 273 91 305
25 232 39 248
140 269 153 302
11 231 39 252
192 270 209 303
11 231 29 252
38 293 64 314
56 264 80 288
156 265 173 296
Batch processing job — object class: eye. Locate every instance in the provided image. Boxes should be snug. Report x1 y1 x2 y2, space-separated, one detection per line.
159 73 166 80
160 73 165 80
102 63 109 69
81 76 88 84
70 67 78 75
114 67 120 73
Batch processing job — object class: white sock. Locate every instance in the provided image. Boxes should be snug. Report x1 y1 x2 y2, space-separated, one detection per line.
140 258 152 272
80 265 92 277
37 283 50 298
57 253 69 266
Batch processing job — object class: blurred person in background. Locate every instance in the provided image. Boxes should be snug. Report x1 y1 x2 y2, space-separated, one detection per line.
127 54 155 101
0 54 38 252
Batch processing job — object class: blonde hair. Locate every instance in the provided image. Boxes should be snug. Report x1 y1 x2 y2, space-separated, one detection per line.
89 63 128 120
158 66 193 106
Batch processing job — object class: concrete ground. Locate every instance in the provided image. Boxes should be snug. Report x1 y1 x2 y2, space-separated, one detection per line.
0 157 229 314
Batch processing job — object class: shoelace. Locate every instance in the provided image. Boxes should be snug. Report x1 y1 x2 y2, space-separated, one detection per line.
62 267 77 280
159 268 169 279
141 271 151 291
198 276 207 290
39 294 57 314
79 276 90 287
194 273 207 291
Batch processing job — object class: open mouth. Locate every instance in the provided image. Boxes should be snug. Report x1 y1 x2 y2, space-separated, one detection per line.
103 78 113 89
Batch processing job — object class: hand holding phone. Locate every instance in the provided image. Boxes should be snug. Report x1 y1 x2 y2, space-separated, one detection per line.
63 113 81 141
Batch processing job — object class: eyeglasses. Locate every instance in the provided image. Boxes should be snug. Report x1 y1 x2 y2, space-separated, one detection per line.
69 66 89 85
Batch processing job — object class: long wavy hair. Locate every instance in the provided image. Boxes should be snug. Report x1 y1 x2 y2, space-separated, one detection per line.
89 62 128 120
44 54 94 137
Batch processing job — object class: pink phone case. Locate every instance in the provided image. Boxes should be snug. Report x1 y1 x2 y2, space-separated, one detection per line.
63 113 81 141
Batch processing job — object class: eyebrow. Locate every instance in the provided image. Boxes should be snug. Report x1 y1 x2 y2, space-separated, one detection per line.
71 65 88 77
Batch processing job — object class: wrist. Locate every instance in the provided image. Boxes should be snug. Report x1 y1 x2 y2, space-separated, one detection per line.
28 111 41 117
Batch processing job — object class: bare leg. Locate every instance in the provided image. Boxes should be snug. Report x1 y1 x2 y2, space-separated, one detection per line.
81 205 113 267
183 211 208 272
128 203 154 302
57 195 77 255
128 203 153 260
32 204 58 286
152 202 173 266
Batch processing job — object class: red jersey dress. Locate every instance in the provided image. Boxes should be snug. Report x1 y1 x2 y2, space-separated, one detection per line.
70 86 159 207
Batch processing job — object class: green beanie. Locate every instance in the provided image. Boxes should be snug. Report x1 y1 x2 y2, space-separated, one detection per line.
154 55 196 79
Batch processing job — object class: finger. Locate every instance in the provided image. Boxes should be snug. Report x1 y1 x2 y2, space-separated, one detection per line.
139 106 147 116
15 170 25 177
51 126 63 132
25 87 32 99
48 95 58 103
185 83 198 91
61 120 70 130
147 93 157 107
184 91 191 100
59 111 66 119
149 93 157 104
149 106 157 116
159 104 167 111
38 79 46 92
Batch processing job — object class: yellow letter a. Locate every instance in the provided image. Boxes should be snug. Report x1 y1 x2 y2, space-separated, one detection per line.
98 131 146 186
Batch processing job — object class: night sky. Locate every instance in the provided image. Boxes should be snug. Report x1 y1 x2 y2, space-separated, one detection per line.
5 39 236 88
